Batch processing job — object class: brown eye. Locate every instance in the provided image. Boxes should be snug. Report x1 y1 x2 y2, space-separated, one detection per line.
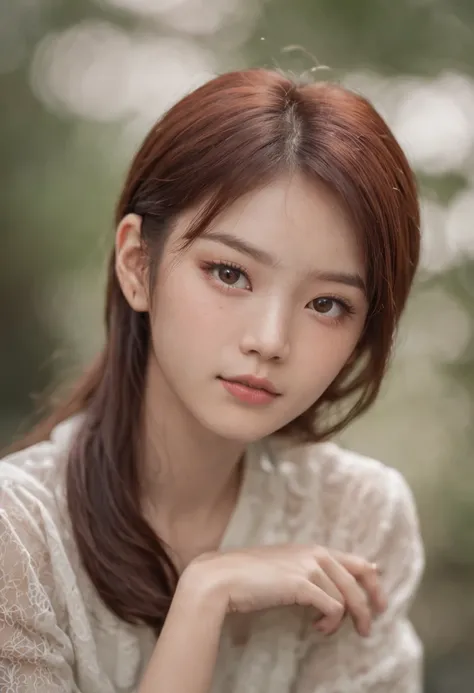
218 267 242 285
312 297 334 314
208 263 250 290
307 296 351 320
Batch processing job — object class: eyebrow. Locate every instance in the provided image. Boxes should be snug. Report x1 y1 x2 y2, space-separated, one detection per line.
204 231 277 266
203 231 367 295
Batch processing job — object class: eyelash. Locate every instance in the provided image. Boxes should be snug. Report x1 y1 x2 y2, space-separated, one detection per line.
202 260 250 288
201 260 356 324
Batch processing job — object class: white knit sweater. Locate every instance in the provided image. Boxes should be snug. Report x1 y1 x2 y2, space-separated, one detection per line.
0 415 424 693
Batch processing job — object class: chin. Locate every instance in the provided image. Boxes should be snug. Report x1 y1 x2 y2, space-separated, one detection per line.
195 406 294 444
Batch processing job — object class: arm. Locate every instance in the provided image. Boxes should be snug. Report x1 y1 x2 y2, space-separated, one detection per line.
0 487 227 693
138 567 227 693
0 490 76 693
295 466 424 693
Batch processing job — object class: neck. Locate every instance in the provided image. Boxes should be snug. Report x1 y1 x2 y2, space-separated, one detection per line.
140 357 246 529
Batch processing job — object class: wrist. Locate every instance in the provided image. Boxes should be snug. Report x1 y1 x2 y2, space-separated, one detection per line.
176 560 229 617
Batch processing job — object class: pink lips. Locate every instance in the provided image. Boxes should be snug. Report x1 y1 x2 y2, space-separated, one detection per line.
218 375 280 405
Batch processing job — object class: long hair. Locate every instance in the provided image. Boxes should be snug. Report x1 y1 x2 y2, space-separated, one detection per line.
10 69 420 633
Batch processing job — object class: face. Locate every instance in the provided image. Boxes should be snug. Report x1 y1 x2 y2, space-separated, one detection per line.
122 174 368 443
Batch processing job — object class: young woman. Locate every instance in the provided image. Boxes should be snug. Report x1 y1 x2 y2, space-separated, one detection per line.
0 68 424 693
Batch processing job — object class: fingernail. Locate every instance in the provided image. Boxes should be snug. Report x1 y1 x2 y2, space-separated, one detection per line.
316 626 333 637
313 619 333 635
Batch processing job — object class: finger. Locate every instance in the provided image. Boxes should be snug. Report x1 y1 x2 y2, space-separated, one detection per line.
356 564 387 614
309 564 345 608
330 551 387 614
299 581 345 633
317 554 373 637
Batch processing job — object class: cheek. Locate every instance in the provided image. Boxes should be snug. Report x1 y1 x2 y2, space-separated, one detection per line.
294 324 361 391
150 268 228 355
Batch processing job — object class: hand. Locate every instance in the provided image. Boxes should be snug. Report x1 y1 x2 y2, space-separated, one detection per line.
182 544 387 637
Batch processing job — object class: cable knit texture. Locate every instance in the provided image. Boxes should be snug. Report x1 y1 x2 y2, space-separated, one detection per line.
0 415 424 692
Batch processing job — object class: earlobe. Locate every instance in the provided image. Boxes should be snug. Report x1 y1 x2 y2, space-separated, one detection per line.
115 214 150 312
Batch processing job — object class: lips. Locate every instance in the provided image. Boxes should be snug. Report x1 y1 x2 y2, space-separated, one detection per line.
219 375 280 396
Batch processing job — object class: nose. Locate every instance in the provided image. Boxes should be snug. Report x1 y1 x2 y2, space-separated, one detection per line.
239 299 291 363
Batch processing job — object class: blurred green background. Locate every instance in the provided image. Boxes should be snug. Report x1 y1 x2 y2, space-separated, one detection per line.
1 0 473 690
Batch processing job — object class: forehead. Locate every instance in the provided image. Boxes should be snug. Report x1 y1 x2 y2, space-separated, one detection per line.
174 173 364 275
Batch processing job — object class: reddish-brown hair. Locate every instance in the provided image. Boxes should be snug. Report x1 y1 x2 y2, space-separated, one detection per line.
10 69 420 633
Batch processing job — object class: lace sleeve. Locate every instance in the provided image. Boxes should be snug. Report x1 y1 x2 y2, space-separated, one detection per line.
0 481 77 693
296 465 424 693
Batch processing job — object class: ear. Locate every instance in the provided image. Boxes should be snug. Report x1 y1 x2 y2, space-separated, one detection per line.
115 213 150 312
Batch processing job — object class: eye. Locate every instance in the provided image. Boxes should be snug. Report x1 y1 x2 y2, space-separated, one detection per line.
207 262 251 290
307 296 354 320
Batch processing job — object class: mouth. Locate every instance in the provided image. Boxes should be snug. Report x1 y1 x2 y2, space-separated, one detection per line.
218 376 280 405
217 375 281 397
218 376 281 405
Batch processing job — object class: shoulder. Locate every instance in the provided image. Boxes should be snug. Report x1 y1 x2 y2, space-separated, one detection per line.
268 438 423 567
0 414 83 495
316 442 418 536
0 416 87 624
269 436 416 514
0 414 84 571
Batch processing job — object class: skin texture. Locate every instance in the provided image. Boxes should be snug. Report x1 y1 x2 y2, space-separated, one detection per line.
137 547 385 693
115 172 369 565
147 173 367 444
115 173 368 525
114 174 386 693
